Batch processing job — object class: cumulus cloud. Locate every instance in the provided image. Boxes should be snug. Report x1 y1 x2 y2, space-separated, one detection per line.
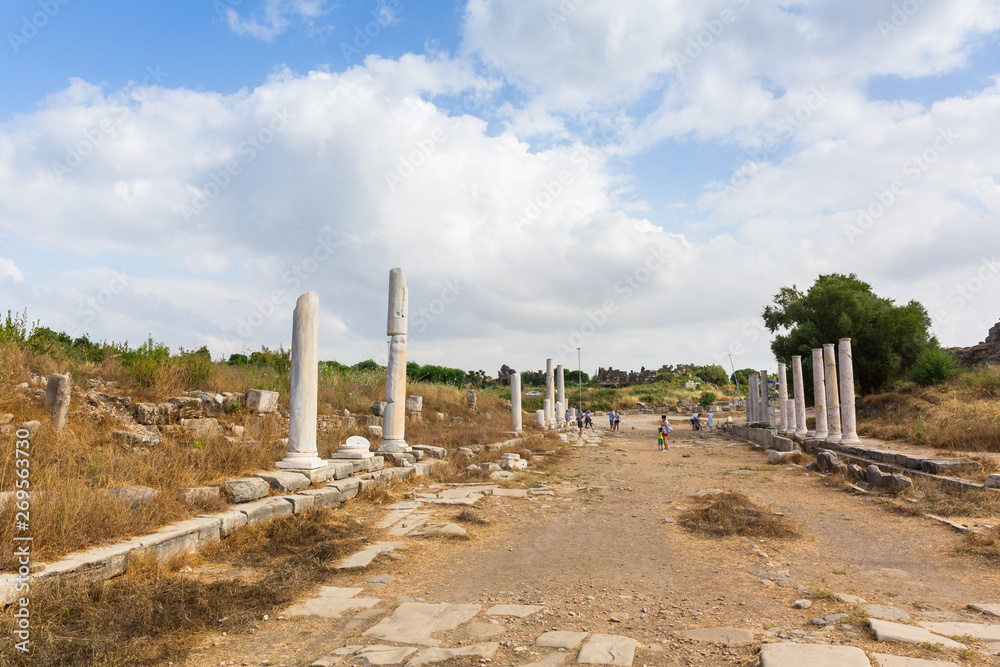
0 258 23 283
223 0 331 41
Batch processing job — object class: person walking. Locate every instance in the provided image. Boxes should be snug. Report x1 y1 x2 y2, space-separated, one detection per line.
707 410 714 432
613 410 621 432
608 410 616 431
658 415 672 450
585 410 593 429
565 409 571 426
576 409 585 434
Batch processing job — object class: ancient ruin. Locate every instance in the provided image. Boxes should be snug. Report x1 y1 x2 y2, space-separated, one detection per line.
948 318 1000 366
277 292 327 471
379 268 410 454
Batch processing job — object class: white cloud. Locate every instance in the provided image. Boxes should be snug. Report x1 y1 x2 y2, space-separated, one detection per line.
224 0 330 41
0 257 23 283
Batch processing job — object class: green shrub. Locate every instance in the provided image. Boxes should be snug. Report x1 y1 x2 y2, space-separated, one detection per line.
911 348 956 386
698 391 717 408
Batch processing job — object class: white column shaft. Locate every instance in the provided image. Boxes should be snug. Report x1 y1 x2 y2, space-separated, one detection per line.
823 343 841 442
777 363 789 434
792 355 808 437
838 338 861 444
280 292 325 470
510 372 523 433
811 348 828 439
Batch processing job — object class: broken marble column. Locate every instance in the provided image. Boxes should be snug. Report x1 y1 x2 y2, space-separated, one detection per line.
44 373 71 431
510 371 523 433
777 363 789 434
556 364 565 420
792 355 808 438
379 268 410 453
278 292 326 470
543 398 552 429
535 410 545 428
545 359 555 427
761 370 773 427
838 338 862 445
555 400 563 427
823 343 842 443
811 348 828 440
747 374 759 424
466 390 477 410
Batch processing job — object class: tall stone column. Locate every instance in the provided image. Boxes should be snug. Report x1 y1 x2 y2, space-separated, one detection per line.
748 374 759 424
278 292 326 470
792 355 808 438
838 338 862 445
556 365 566 420
543 398 552 430
823 343 842 443
45 373 71 431
545 359 556 427
777 363 789 434
761 370 772 427
379 268 410 453
811 348 828 440
510 371 523 433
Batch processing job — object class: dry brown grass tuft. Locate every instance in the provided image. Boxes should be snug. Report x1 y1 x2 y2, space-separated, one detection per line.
678 491 801 539
892 479 1000 518
455 507 490 524
957 525 1000 563
0 508 375 665
427 461 491 484
360 479 408 505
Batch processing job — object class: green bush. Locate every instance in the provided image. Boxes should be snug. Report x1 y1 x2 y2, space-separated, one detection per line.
698 391 717 408
910 348 956 386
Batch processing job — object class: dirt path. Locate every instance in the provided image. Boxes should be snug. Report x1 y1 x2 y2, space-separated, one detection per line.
184 417 1000 666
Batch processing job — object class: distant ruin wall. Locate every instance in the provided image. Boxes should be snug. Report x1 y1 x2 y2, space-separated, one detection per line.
947 319 1000 367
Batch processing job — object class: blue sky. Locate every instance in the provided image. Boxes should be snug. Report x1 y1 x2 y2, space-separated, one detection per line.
1 0 999 374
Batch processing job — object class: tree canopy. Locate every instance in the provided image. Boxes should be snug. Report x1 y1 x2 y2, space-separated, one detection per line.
762 273 934 395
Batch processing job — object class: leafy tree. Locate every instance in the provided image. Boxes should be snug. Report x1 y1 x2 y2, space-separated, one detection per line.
730 368 756 387
762 273 933 394
693 364 729 385
697 391 717 408
910 347 956 386
565 370 589 384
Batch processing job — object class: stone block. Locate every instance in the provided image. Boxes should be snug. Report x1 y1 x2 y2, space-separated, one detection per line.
921 458 979 475
760 643 871 666
866 465 884 487
133 516 222 562
224 477 270 503
105 486 160 509
285 494 315 514
536 631 588 649
157 402 179 424
985 474 1000 489
674 627 754 645
372 401 386 416
366 425 383 439
885 473 913 490
114 429 161 448
134 402 159 425
330 477 361 501
406 395 423 412
179 417 221 438
238 496 294 525
872 654 961 667
299 487 343 508
868 618 966 649
772 436 795 452
246 389 279 413
257 471 311 493
198 509 248 538
577 634 637 666
178 486 221 505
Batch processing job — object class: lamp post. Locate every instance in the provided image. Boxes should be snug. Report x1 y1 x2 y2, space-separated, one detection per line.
577 347 582 412
728 353 743 401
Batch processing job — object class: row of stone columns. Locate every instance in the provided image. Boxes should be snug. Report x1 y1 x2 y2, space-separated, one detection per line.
775 338 860 446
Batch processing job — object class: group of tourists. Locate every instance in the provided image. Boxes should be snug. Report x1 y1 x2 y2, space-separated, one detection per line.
570 409 594 433
688 411 714 432
607 409 622 432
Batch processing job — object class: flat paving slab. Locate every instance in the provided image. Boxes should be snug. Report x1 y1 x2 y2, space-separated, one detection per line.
576 633 637 666
284 586 380 619
535 630 589 649
872 654 961 667
404 642 499 666
363 602 481 646
449 621 506 640
968 603 1000 618
868 619 966 649
916 620 1000 640
864 605 912 623
759 642 871 667
354 645 418 666
486 603 546 618
337 542 406 571
674 627 754 645
520 652 569 667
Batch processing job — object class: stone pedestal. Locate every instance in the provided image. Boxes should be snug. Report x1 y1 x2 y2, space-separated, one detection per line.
838 338 861 445
792 355 808 438
556 365 565 419
379 269 411 453
510 371 523 433
45 373 71 431
823 343 841 443
777 363 789 434
332 435 375 459
811 348 828 439
535 410 545 428
278 292 327 470
545 359 555 427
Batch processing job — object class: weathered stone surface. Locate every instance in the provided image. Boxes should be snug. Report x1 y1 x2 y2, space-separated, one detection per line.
986 474 1000 489
134 516 222 561
114 429 161 447
405 395 423 413
354 645 418 666
576 634 637 666
45 373 71 430
285 494 315 514
284 586 380 619
916 621 1000 640
968 603 1000 618
520 653 569 667
299 487 343 508
245 389 279 413
224 477 270 503
864 605 911 623
869 619 965 649
257 470 311 493
238 496 294 524
405 643 498 667
178 486 221 505
179 417 221 438
363 602 481 646
536 630 589 649
759 643 871 667
407 523 468 539
337 542 406 571
411 445 447 459
105 486 159 509
198 509 247 538
487 604 546 618
675 627 754 645
134 402 159 425
871 654 960 667
480 462 502 472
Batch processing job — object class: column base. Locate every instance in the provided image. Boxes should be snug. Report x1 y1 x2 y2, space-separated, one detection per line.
839 437 862 446
276 453 328 470
377 438 411 453
795 429 809 438
825 434 843 444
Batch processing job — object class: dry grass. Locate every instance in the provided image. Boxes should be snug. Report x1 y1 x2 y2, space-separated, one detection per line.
0 508 375 665
957 525 1000 563
858 366 1000 452
455 507 490 524
891 478 1000 518
678 491 802 539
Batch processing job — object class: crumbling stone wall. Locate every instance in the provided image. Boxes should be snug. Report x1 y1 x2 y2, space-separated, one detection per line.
948 318 1000 366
